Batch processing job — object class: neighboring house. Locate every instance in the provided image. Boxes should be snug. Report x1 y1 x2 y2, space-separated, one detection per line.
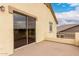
0 3 57 55
57 24 79 39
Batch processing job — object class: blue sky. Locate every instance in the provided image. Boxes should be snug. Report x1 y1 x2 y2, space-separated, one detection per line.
51 3 79 26
51 3 75 13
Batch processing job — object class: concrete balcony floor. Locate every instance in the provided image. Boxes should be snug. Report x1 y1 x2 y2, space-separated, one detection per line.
12 40 79 56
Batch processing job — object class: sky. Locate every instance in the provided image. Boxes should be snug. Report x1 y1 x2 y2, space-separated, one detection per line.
51 3 79 26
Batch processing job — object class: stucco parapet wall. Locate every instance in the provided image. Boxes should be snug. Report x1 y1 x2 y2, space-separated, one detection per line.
46 38 76 45
75 33 79 46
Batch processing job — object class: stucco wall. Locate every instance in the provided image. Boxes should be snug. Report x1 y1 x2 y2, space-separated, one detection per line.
0 3 57 55
47 38 75 45
75 33 79 46
0 4 13 55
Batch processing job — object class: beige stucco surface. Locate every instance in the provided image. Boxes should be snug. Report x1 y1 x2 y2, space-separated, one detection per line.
47 38 75 45
75 33 79 46
0 3 57 55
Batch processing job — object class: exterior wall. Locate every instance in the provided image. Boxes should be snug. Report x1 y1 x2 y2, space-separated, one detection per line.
48 38 75 45
0 3 57 55
57 25 79 39
0 4 13 55
75 33 79 46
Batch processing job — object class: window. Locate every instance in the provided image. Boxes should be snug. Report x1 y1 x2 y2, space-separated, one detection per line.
61 35 64 38
49 22 53 32
57 34 59 37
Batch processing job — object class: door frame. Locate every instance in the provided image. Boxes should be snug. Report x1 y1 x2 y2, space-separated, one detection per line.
8 6 37 49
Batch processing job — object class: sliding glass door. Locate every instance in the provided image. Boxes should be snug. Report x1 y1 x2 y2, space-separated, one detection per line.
28 16 36 44
13 11 36 49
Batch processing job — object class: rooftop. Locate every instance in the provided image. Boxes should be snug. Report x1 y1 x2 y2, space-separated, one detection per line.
12 40 79 56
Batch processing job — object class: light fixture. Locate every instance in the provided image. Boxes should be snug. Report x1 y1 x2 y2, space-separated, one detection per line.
0 6 5 12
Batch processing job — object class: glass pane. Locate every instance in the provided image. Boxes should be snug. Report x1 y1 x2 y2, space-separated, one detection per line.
28 16 36 29
13 13 27 29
